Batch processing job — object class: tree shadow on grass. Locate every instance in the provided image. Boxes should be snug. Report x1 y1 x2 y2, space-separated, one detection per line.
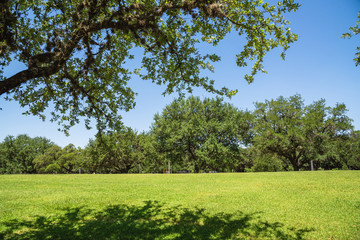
0 201 313 239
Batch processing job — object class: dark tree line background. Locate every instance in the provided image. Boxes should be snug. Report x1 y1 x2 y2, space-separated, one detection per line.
1 95 359 174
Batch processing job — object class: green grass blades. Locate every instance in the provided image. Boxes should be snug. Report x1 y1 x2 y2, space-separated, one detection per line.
0 171 359 239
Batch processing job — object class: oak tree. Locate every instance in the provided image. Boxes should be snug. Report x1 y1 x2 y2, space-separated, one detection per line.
252 95 353 171
0 0 299 133
151 96 252 172
85 127 144 173
0 134 54 173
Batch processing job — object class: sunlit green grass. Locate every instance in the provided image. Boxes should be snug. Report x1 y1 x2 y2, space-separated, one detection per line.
1 171 359 239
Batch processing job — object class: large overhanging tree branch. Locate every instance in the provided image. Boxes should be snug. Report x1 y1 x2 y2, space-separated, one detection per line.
0 0 300 134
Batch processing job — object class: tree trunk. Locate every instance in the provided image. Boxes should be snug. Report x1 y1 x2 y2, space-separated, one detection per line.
194 164 199 173
289 157 300 171
293 164 300 171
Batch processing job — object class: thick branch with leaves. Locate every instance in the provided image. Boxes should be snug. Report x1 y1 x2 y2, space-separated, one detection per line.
0 0 300 134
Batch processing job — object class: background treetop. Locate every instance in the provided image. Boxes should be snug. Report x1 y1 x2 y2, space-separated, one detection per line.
0 0 299 134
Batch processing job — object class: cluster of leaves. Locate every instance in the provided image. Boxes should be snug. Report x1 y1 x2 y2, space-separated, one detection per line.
342 11 360 66
1 95 359 174
0 0 300 135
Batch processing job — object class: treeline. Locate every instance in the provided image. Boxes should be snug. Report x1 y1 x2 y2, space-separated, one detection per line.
1 95 359 174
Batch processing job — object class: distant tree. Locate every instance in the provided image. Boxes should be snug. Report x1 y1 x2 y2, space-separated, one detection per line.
33 145 62 173
0 0 299 134
57 144 82 173
0 134 53 173
82 139 105 173
342 12 360 66
34 144 83 173
343 131 360 170
151 96 252 173
85 127 144 173
310 103 355 170
252 95 353 171
81 140 98 173
137 133 165 173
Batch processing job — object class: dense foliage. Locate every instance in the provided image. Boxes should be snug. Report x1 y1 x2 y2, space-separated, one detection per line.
252 95 353 171
0 134 54 173
0 0 299 134
33 144 83 173
84 128 148 173
0 95 359 174
151 96 252 172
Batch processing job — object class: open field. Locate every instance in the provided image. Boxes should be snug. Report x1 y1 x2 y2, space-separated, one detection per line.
0 171 359 239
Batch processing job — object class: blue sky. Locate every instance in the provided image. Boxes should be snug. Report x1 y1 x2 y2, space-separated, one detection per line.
1 0 359 148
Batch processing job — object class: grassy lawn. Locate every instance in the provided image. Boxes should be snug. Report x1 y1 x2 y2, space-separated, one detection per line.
0 171 359 239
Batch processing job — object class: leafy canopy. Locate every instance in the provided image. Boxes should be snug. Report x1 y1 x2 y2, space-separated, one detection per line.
252 94 353 171
0 134 54 173
85 127 145 173
151 96 252 172
0 0 299 134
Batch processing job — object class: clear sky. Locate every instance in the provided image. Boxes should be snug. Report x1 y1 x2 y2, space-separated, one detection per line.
1 0 359 148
